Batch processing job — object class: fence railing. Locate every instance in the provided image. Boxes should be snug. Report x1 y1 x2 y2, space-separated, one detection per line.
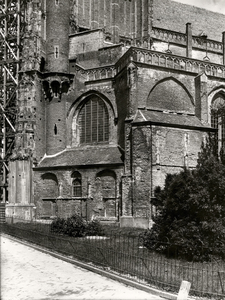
1 220 224 298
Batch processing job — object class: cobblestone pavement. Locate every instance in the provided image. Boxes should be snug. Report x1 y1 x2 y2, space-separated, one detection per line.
1 235 165 300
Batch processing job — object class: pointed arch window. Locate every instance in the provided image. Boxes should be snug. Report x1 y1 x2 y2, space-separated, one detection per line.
72 171 82 197
78 96 109 144
211 94 225 151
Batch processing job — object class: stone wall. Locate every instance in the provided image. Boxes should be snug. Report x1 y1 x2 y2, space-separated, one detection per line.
34 166 123 220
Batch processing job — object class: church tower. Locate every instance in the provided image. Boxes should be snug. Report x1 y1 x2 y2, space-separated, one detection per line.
6 0 72 219
41 0 72 156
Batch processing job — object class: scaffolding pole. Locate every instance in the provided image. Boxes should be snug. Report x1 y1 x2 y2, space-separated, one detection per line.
0 0 26 202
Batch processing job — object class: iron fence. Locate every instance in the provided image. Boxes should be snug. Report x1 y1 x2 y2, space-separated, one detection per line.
1 219 224 298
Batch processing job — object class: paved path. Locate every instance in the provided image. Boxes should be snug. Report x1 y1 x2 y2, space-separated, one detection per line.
1 235 164 300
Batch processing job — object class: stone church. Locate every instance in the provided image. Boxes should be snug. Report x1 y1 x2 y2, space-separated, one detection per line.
6 0 225 228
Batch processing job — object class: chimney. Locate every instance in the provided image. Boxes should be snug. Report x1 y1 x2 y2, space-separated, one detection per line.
186 23 192 58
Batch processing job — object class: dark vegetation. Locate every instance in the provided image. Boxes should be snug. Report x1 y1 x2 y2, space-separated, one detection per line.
141 135 225 261
50 214 105 237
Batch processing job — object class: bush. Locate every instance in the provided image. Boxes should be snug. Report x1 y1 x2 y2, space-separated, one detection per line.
50 215 105 237
50 214 87 237
64 214 87 237
50 217 66 234
86 220 105 236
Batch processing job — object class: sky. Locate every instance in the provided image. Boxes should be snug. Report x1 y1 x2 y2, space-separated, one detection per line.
173 0 225 15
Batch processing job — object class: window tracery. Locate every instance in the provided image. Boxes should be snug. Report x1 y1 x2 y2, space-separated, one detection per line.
211 94 225 151
78 96 109 144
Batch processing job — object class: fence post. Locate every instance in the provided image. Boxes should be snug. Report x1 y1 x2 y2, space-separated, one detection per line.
177 280 191 300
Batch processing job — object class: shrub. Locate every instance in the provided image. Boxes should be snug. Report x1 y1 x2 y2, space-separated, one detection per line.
64 214 87 237
50 214 87 237
50 215 105 237
50 217 66 234
86 220 105 236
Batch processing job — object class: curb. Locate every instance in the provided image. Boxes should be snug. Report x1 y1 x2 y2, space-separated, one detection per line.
2 233 178 300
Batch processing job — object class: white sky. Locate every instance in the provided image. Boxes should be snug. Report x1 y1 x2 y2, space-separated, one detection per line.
173 0 225 15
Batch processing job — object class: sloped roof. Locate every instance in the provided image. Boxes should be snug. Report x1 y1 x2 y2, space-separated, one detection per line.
153 0 225 41
37 146 124 169
133 109 213 130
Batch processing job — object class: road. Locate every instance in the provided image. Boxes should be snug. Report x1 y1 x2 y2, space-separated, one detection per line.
1 235 165 300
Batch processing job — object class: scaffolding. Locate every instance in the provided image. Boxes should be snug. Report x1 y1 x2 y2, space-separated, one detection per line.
0 0 26 202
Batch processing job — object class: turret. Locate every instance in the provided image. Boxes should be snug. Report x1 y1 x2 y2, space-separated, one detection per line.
43 0 72 156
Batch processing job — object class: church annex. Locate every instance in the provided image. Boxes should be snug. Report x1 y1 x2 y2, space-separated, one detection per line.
4 0 225 228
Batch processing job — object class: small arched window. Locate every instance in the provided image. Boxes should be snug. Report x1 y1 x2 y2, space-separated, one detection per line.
211 94 225 151
78 96 109 144
71 171 82 197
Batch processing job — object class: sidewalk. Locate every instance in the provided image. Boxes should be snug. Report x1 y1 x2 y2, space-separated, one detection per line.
1 235 166 300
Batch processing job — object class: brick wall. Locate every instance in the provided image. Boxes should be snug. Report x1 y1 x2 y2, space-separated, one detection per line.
132 126 152 218
46 0 70 72
71 0 225 43
69 30 105 68
34 78 46 162
34 167 123 220
133 68 196 117
47 93 68 155
151 126 206 188
72 0 136 38
147 77 194 113
131 125 206 209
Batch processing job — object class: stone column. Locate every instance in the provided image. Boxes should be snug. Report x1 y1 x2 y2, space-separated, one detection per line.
186 23 192 58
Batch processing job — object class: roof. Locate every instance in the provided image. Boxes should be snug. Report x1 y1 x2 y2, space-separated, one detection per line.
153 0 225 41
37 146 124 169
133 109 214 131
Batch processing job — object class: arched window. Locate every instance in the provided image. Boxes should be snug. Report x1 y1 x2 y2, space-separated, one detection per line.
211 94 225 151
71 171 82 197
78 96 109 144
